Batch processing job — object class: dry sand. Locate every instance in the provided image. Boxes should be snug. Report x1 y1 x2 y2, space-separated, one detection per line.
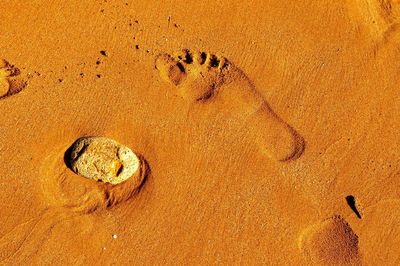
1 1 400 265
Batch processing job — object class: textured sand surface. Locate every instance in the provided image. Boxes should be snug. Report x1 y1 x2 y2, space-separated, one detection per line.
1 1 400 265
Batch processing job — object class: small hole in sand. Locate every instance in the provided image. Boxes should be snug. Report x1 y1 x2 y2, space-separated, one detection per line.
199 52 207 64
346 195 362 219
210 55 220 68
184 51 193 64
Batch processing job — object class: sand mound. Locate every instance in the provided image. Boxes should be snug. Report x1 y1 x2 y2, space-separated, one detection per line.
299 216 360 265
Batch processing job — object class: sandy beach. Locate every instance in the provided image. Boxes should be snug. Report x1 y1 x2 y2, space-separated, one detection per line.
1 1 400 265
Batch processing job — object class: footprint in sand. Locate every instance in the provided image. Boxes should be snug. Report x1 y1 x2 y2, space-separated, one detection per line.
155 49 304 162
347 0 400 42
0 59 27 99
298 215 361 265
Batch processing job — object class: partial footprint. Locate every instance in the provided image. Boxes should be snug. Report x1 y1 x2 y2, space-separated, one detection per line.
0 59 27 99
298 215 361 265
155 49 304 161
347 0 400 41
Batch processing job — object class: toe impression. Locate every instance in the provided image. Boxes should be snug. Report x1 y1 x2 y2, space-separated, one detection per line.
155 54 187 86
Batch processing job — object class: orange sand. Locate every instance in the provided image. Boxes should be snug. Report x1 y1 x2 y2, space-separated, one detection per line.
1 1 400 265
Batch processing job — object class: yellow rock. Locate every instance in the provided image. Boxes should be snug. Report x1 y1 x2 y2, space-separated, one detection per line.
68 137 141 185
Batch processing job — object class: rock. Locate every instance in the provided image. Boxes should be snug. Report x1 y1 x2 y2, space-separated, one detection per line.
68 137 141 185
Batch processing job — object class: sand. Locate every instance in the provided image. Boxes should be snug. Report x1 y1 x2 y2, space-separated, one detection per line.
1 0 400 265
